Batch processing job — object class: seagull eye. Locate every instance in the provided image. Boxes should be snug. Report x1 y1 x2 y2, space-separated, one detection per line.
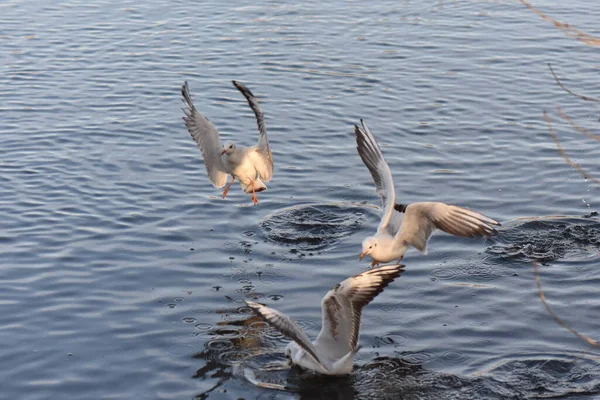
369 246 373 249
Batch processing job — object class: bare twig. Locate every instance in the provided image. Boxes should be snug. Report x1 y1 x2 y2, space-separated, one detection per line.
533 261 600 347
557 106 600 141
548 63 600 103
544 111 600 184
521 0 600 47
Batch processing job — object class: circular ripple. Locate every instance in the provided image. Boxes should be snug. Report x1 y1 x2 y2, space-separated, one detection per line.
195 323 212 331
378 304 397 312
295 319 319 332
267 294 284 301
181 317 198 324
249 321 269 330
396 302 422 311
260 204 372 251
431 268 458 280
430 264 498 282
211 327 244 339
218 350 250 366
235 285 255 294
236 306 254 314
263 327 286 341
205 339 234 351
375 334 408 347
246 293 264 301
399 351 436 365
441 351 468 365
469 338 493 347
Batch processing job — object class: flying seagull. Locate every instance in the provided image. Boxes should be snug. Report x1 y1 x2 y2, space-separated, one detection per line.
246 264 404 375
181 81 273 205
354 119 500 267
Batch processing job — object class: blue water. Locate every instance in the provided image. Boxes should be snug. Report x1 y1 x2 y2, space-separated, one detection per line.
2 0 600 398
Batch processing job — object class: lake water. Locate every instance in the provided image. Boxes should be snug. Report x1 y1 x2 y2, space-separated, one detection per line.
2 0 600 398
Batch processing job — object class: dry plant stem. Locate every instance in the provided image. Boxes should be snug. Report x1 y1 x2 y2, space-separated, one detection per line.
544 111 600 184
521 0 600 46
557 106 600 141
532 261 600 347
548 63 600 103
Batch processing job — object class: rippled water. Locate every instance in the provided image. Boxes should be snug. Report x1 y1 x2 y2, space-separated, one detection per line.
2 0 600 398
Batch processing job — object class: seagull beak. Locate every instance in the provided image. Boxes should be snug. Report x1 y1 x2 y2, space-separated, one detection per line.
220 148 227 155
359 251 367 261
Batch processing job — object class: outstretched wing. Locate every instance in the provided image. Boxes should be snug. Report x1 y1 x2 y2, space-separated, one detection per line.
181 81 229 188
315 265 404 358
232 80 274 182
245 301 325 369
396 202 501 253
354 120 401 234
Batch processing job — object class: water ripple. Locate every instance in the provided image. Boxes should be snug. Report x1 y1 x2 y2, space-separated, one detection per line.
260 204 371 251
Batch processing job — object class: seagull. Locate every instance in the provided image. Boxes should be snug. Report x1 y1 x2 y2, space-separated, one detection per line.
181 81 273 205
354 119 501 267
245 264 404 375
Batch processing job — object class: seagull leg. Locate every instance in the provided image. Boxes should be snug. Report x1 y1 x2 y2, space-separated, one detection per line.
370 260 379 268
396 255 404 265
251 182 259 205
222 177 236 199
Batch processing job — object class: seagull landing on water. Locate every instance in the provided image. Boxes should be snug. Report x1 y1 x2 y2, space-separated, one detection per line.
246 264 404 376
181 81 273 205
354 119 501 267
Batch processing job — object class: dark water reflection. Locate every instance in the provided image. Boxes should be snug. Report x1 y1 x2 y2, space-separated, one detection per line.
2 0 600 399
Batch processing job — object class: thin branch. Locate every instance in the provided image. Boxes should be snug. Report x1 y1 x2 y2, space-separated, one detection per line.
521 0 600 47
557 106 600 141
548 63 600 103
544 111 600 184
533 261 600 347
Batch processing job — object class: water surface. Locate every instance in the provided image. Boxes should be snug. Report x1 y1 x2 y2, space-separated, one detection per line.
2 0 600 398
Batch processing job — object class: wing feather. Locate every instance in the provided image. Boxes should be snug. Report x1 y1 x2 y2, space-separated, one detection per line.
354 120 399 234
181 81 229 188
315 265 404 357
245 301 325 369
232 81 274 181
396 202 500 253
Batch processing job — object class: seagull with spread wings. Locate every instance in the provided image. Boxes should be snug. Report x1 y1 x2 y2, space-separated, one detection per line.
354 119 500 267
181 81 273 205
246 264 404 375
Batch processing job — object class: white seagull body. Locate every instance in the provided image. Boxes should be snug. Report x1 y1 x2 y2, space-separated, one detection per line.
354 119 501 266
181 81 274 205
246 264 404 375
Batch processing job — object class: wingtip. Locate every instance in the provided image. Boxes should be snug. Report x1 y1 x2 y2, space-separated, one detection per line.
245 300 261 309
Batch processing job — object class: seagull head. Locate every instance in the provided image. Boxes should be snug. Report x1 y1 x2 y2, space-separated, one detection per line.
284 341 301 366
359 237 378 261
221 142 236 156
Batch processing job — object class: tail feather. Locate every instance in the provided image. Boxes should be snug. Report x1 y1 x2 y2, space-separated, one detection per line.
240 178 267 193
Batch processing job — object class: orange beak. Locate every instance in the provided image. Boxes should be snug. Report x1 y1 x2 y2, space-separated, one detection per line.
359 251 367 261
